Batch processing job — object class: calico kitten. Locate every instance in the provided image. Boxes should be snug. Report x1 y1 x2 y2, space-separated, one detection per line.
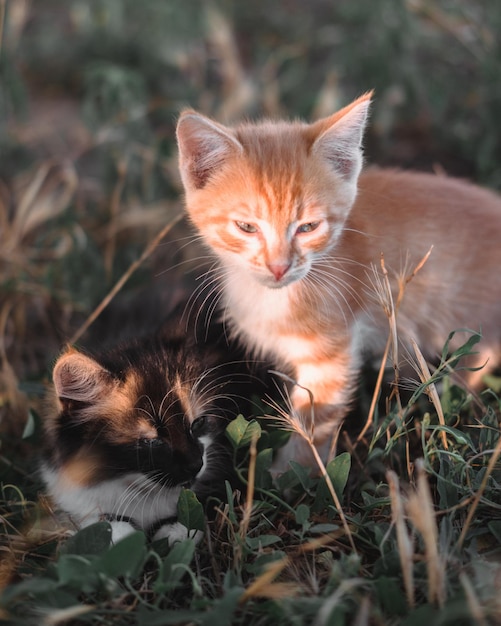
176 92 501 468
41 311 275 543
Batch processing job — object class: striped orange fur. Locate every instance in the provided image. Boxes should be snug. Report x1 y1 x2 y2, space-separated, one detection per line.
177 92 501 468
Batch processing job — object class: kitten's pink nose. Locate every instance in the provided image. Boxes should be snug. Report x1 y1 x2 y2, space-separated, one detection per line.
267 262 291 281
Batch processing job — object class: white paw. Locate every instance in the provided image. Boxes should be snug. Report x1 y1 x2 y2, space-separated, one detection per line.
152 521 203 545
109 520 137 543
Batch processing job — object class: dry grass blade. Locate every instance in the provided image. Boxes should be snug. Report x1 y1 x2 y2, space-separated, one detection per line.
308 442 357 553
240 558 297 602
104 156 128 280
410 337 448 449
240 431 258 543
457 434 501 550
312 579 366 626
387 470 415 607
352 595 371 626
1 164 77 266
311 71 341 120
357 255 399 443
406 459 445 607
358 248 433 443
357 332 392 443
15 164 77 241
42 604 96 626
267 372 357 553
407 0 488 60
299 529 346 552
459 572 488 626
205 4 255 120
69 212 183 344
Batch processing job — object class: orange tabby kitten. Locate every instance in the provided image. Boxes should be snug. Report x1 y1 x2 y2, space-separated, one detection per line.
176 92 501 467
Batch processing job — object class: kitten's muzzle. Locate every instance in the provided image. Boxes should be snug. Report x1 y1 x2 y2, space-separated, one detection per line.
266 262 291 282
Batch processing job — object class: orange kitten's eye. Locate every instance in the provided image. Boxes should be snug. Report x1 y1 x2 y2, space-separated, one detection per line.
235 221 259 234
296 221 320 234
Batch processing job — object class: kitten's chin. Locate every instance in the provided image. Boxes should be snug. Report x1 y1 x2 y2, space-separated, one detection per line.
263 279 293 289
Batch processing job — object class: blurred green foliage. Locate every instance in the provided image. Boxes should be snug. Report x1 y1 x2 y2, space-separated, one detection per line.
2 0 501 183
1 1 500 179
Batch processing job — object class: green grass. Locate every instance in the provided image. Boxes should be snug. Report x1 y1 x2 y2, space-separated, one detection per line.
1 1 501 624
1 362 500 624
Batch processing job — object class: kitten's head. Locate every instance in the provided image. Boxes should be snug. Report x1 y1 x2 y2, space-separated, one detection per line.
176 93 372 288
44 325 266 491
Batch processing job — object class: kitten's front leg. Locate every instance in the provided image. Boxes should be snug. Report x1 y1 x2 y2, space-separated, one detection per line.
273 345 358 474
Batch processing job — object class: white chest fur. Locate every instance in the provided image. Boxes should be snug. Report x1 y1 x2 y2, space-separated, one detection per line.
223 276 299 358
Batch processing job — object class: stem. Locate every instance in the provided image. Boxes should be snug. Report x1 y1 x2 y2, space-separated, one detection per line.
308 439 357 554
457 436 501 550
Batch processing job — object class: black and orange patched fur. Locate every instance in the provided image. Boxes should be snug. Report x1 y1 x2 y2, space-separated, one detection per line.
41 309 277 543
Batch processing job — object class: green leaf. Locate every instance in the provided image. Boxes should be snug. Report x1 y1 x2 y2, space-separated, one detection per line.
295 503 310 526
401 604 438 626
163 539 196 571
289 460 315 490
199 586 242 626
0 576 60 603
138 608 204 626
56 555 103 593
374 575 407 616
60 522 112 556
276 459 315 494
437 457 459 508
141 592 242 626
246 534 281 550
154 539 196 593
97 531 146 579
441 329 481 364
225 480 237 524
254 447 273 489
488 520 501 543
177 488 205 532
309 523 340 534
312 453 351 513
261 426 290 451
424 424 473 447
225 415 262 449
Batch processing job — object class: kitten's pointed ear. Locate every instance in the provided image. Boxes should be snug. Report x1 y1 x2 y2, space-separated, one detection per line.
53 347 112 406
176 111 243 191
311 92 372 182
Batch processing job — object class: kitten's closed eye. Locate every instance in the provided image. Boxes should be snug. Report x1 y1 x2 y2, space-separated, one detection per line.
191 415 208 437
235 220 322 236
296 221 320 234
235 221 258 234
139 437 164 447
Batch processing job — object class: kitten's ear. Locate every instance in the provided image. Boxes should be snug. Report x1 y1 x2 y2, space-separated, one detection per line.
176 110 243 191
311 92 372 182
53 347 112 406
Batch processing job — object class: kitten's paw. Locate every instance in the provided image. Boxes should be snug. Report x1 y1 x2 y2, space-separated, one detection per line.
109 520 137 543
152 521 203 545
